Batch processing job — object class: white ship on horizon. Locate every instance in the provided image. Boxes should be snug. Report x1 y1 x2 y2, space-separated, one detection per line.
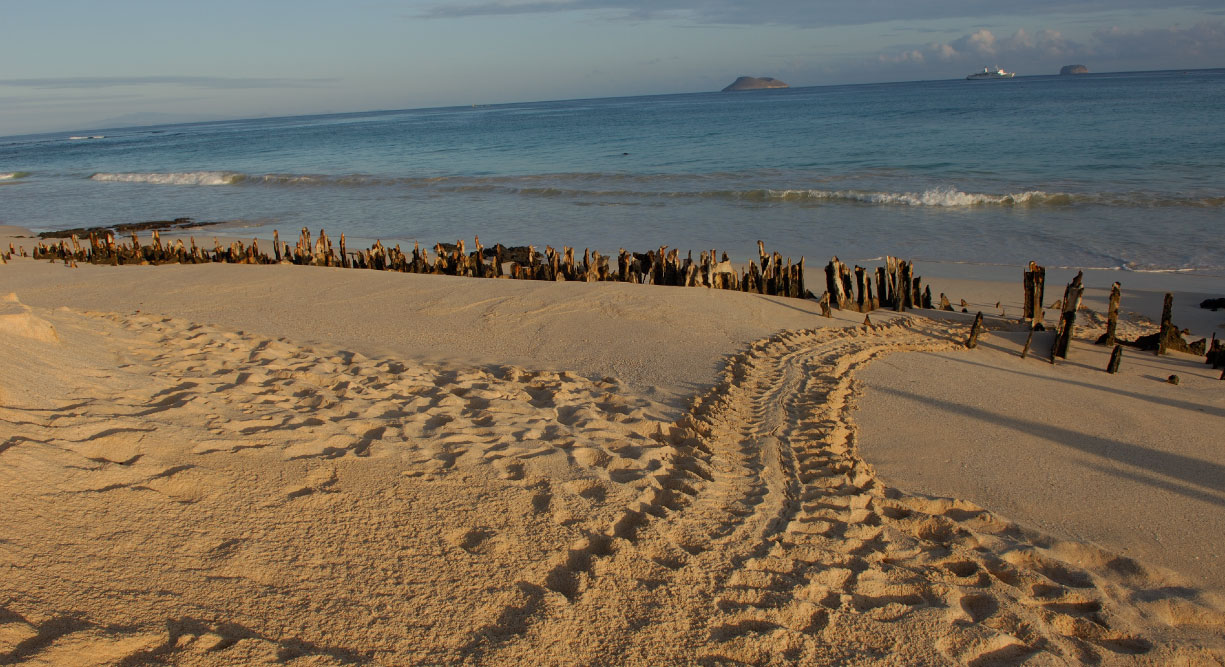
966 67 1015 80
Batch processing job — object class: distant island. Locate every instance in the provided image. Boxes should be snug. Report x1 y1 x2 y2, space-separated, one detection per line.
722 76 789 92
1060 64 1089 75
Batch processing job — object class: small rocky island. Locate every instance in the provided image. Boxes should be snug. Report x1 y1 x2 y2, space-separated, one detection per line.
1060 64 1089 75
722 76 789 92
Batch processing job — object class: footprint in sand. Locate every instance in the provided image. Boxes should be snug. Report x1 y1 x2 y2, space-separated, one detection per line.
284 465 338 499
446 527 497 554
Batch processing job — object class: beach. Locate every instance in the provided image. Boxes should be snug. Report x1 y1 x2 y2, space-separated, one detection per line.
3 225 1224 665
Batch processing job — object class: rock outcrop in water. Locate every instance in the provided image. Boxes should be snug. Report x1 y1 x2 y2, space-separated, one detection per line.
721 76 789 92
1060 64 1089 75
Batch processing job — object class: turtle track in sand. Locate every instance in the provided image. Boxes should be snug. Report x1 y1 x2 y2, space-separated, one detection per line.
469 316 1225 666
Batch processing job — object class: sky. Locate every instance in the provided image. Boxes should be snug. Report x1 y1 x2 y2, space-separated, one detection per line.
1 0 1223 136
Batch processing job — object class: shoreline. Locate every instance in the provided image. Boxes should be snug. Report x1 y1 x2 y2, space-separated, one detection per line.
3 224 1225 663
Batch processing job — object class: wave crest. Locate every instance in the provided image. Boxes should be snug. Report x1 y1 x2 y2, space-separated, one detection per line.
79 171 1224 209
0 171 30 181
760 187 1061 207
90 171 243 186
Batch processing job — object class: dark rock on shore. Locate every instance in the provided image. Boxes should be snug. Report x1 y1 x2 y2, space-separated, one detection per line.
1200 297 1225 311
722 76 789 92
1060 65 1089 75
38 217 222 239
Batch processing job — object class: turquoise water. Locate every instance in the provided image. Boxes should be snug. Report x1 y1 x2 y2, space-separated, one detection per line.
2 69 1223 272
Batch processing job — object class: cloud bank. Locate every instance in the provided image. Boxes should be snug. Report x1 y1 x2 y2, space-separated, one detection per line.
873 20 1225 74
419 0 1221 27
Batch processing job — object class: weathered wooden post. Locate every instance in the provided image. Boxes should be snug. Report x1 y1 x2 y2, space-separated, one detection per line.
1020 325 1037 359
818 292 832 318
854 266 867 312
1207 336 1224 370
1099 282 1121 346
1051 271 1085 361
796 257 805 299
1107 345 1123 373
472 237 487 278
840 262 854 306
1157 292 1175 356
965 312 984 348
826 258 848 309
1023 262 1046 327
894 261 911 312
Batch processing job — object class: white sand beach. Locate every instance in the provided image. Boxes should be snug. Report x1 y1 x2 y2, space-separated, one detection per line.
2 226 1224 665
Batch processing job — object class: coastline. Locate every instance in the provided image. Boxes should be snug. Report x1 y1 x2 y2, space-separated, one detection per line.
3 224 1224 663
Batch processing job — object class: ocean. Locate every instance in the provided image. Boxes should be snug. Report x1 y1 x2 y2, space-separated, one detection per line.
2 69 1223 274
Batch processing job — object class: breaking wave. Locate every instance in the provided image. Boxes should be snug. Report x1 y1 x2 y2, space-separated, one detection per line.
83 171 1224 208
729 187 1062 206
90 171 243 186
0 171 30 181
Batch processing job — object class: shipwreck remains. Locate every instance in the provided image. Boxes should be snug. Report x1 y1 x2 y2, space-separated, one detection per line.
16 229 939 313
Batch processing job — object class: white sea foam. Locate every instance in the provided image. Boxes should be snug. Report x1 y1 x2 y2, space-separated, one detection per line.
90 171 242 186
765 187 1057 207
68 135 105 140
73 170 1224 211
0 172 30 181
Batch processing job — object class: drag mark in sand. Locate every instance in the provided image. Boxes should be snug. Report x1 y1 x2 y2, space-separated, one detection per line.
469 317 1225 665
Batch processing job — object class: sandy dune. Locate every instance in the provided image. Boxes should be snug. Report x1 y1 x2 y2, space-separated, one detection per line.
3 287 1223 664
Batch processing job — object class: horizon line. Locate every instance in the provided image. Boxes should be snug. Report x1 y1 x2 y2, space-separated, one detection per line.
4 66 1221 140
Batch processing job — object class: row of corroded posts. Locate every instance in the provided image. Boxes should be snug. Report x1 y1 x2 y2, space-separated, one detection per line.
1012 263 1220 379
20 228 819 300
821 256 933 315
16 228 953 317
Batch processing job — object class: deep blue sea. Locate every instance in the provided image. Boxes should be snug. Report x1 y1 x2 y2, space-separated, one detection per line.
2 69 1223 273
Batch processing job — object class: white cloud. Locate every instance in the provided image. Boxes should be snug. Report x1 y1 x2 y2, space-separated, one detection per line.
965 29 997 56
872 20 1221 75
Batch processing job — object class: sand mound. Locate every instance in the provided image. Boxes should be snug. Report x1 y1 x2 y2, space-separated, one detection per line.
0 293 59 343
2 306 1222 665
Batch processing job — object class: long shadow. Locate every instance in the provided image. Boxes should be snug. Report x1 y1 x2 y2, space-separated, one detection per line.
939 354 1225 419
1079 458 1225 512
871 385 1225 507
751 293 823 317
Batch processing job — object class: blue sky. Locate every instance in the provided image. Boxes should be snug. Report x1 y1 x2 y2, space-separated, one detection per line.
1 0 1222 135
